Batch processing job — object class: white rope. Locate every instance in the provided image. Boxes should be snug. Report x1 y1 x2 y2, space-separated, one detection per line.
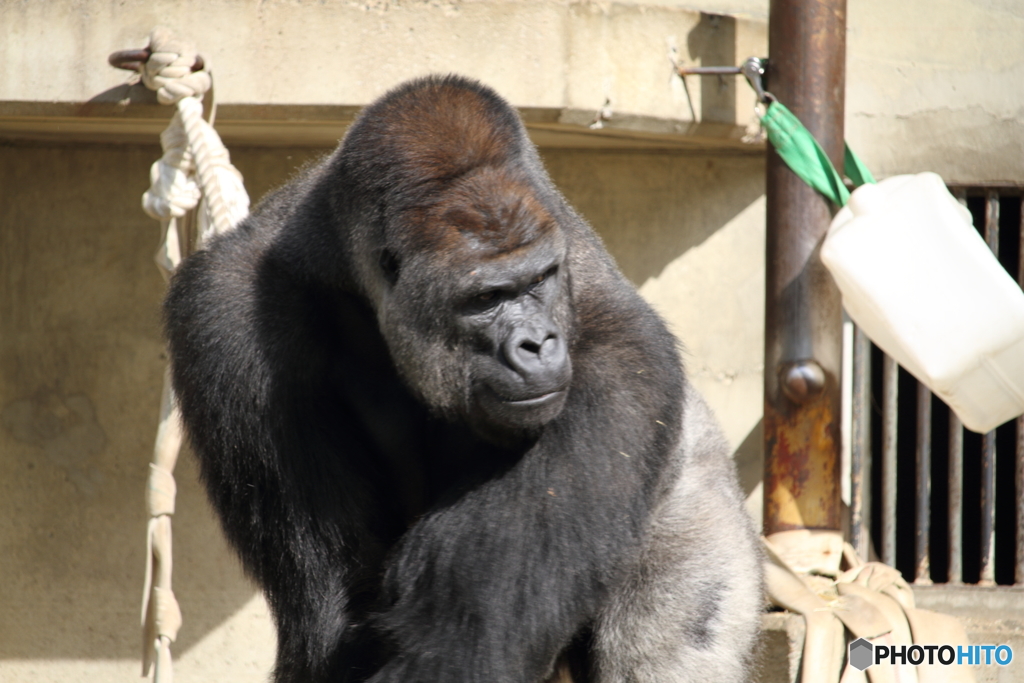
175 96 249 242
141 27 212 107
129 26 250 682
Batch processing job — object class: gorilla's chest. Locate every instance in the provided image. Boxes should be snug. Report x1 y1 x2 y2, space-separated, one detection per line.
316 290 521 526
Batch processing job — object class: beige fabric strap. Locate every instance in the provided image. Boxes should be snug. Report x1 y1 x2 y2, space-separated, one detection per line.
142 515 179 680
146 464 177 517
764 536 975 683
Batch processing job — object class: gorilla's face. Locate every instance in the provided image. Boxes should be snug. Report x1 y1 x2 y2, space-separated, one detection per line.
455 245 573 432
372 168 574 437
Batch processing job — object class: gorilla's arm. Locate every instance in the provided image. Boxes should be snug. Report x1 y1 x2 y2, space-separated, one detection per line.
370 283 684 682
165 224 409 681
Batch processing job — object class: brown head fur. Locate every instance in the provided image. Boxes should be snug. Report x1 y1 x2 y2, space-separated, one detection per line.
337 75 552 260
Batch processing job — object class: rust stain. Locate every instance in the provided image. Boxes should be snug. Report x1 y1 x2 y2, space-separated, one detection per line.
763 396 841 534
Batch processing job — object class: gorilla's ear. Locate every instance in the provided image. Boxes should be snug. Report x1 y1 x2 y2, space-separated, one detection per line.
379 249 401 286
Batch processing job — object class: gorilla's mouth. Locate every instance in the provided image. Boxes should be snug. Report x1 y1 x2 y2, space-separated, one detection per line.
473 384 570 432
502 390 566 407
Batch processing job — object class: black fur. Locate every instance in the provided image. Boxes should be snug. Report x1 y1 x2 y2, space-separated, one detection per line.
164 75 760 683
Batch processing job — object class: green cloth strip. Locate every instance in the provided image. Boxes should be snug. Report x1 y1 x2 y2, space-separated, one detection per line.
761 101 875 206
844 141 876 188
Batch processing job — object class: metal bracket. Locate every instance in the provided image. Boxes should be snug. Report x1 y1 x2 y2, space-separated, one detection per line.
675 56 774 104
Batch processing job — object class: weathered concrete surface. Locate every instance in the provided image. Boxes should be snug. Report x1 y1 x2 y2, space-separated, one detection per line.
757 589 1024 683
547 149 766 451
846 0 1024 184
0 0 769 150
0 142 280 682
7 0 1019 182
915 584 1024 681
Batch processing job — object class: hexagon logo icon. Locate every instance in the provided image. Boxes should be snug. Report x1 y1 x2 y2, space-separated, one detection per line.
849 638 874 671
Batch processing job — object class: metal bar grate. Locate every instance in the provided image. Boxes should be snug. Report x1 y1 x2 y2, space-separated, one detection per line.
915 380 932 584
979 192 1000 586
850 325 872 562
1017 195 1024 585
881 354 898 568
948 413 964 584
850 185 1023 586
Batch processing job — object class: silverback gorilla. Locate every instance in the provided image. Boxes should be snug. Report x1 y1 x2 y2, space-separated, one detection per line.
164 75 761 683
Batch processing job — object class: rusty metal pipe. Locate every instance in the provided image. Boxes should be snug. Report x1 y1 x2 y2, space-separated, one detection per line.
763 0 847 536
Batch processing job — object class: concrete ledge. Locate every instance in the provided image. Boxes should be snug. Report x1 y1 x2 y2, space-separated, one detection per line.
1 0 769 150
756 587 1024 683
0 99 763 151
755 612 805 683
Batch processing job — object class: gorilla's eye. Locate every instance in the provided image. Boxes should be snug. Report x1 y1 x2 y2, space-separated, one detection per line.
461 288 505 315
528 266 557 291
464 289 505 313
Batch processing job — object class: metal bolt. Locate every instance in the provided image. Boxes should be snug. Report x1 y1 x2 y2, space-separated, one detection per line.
780 360 826 404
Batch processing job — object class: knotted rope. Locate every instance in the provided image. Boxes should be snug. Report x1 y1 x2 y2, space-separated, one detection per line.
130 27 248 273
111 27 250 682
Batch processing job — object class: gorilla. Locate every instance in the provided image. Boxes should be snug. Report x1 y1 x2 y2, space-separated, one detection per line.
164 74 761 683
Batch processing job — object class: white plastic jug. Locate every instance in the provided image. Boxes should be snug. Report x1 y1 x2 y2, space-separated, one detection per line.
821 172 1024 433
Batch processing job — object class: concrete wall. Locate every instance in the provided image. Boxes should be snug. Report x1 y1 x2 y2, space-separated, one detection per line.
0 0 768 150
846 0 1024 184
0 142 276 682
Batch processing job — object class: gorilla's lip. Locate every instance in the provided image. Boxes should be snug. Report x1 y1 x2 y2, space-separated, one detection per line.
501 390 566 407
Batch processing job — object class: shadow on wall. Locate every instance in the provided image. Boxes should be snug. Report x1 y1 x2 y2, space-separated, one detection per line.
733 417 765 530
0 143 327 661
687 12 739 125
540 149 766 287
733 417 764 502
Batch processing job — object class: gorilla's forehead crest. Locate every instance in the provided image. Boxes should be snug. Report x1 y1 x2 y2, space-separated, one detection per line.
340 74 556 257
422 166 556 256
341 74 529 199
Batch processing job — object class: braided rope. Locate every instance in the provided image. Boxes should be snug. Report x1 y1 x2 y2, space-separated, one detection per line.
124 26 250 683
175 97 248 241
141 27 212 106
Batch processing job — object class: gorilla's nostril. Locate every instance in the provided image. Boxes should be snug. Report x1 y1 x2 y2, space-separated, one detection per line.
520 340 542 355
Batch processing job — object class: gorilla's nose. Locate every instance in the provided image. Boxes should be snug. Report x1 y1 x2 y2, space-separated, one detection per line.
504 329 569 387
